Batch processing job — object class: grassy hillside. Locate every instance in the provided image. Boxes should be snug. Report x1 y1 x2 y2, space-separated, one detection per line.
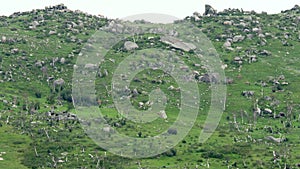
0 4 300 168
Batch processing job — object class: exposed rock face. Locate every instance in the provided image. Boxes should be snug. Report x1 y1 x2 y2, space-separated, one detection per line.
204 4 217 16
124 41 139 51
160 36 196 52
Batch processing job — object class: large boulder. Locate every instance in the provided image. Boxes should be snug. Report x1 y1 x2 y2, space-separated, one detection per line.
265 136 285 143
199 73 220 83
223 40 232 48
157 110 168 119
124 41 139 51
160 36 196 52
204 4 217 16
232 35 245 42
53 78 65 87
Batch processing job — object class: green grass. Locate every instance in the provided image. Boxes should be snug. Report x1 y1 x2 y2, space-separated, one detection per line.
0 125 31 169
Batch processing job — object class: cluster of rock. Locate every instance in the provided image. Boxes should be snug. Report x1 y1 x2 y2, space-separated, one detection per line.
0 3 109 91
45 111 77 121
189 4 300 69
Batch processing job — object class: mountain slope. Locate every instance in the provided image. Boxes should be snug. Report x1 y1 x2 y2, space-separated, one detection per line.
0 4 300 168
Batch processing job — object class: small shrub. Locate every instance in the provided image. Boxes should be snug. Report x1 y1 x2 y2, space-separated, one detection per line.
61 89 72 102
35 91 42 98
202 151 224 159
47 94 56 104
164 148 177 157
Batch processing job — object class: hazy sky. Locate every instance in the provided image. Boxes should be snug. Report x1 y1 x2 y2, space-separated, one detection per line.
0 0 299 19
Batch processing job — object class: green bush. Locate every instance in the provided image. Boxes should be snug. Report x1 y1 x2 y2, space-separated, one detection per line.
35 91 42 98
61 89 72 102
47 94 56 104
164 148 177 157
202 151 224 159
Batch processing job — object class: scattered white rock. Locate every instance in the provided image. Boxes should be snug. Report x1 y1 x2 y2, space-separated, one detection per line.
138 102 144 107
49 30 57 35
1 36 6 43
252 27 261 33
168 85 175 90
60 57 65 64
223 21 233 25
264 108 273 114
233 35 245 42
221 64 228 70
223 41 231 48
